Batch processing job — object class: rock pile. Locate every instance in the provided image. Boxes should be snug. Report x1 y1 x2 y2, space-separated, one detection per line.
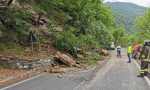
0 52 77 73
100 49 110 56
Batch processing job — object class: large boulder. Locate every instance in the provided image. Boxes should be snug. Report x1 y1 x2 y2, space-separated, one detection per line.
55 52 76 67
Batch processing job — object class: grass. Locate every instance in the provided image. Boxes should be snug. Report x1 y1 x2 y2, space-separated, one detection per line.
84 52 102 66
0 42 55 61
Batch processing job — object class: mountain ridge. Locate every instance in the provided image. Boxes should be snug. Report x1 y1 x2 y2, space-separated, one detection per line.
105 2 147 34
105 2 147 8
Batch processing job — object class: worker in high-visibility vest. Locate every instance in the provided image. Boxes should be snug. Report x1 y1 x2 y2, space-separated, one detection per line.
137 40 150 77
127 44 132 63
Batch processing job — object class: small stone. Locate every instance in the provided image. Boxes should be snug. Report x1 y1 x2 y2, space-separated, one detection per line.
74 64 82 68
44 68 50 72
57 75 63 78
77 54 84 59
20 75 23 78
54 66 59 69
23 65 29 69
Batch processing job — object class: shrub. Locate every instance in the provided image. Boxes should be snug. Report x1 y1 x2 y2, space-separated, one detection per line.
53 27 79 56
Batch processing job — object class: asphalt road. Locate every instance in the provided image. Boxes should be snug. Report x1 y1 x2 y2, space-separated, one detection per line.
1 49 150 90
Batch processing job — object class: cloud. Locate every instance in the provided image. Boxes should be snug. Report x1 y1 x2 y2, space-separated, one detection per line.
104 0 150 7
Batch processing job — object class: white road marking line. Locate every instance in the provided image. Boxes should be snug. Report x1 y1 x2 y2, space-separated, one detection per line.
133 60 150 86
144 76 150 86
0 73 46 90
133 60 140 70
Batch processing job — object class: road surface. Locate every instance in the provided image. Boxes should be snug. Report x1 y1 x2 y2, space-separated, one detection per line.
1 49 150 90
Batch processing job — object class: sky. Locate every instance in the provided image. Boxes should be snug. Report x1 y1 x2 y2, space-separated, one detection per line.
104 0 150 7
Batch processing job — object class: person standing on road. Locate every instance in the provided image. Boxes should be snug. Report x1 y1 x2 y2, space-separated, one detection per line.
137 41 150 77
117 45 121 58
127 44 132 63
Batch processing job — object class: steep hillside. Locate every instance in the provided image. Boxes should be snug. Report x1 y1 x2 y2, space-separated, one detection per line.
0 0 114 60
105 2 147 34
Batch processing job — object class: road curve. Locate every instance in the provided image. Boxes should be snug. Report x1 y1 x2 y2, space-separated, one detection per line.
79 49 150 90
1 49 150 90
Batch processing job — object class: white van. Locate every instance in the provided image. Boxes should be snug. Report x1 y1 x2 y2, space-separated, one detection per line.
110 42 115 50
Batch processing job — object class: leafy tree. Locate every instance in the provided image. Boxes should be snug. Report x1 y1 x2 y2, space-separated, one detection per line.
34 0 114 53
134 8 150 33
0 7 31 43
112 27 126 45
0 0 115 57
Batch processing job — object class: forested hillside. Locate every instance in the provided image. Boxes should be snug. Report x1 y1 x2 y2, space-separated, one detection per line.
0 0 116 63
105 2 147 34
2 0 147 63
131 8 150 43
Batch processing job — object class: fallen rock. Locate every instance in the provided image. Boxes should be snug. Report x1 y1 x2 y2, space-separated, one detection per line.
55 52 76 67
57 75 63 78
44 67 67 73
74 64 82 68
85 52 91 55
54 66 59 69
100 49 110 56
77 54 84 59
44 68 50 72
75 48 85 55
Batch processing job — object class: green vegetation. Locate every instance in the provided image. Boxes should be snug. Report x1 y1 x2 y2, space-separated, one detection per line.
105 2 150 46
134 9 150 33
1 0 148 66
105 2 147 34
0 0 115 64
0 7 31 43
131 8 150 44
119 8 150 45
36 0 116 58
84 52 102 66
29 0 115 56
112 27 128 46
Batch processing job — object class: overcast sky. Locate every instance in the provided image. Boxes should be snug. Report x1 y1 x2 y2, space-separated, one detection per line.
104 0 150 7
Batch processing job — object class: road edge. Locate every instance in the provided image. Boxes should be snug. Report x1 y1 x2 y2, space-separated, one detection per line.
133 60 150 86
0 73 46 90
1 54 112 90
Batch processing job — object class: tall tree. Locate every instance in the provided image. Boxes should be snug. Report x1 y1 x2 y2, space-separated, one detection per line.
134 8 150 33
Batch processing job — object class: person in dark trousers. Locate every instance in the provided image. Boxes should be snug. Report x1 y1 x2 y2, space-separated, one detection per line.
127 44 132 63
117 45 121 58
137 40 150 77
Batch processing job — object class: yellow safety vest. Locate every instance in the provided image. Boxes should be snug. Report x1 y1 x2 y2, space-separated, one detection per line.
127 46 132 54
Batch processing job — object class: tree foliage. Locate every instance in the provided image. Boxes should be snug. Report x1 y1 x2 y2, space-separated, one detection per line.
0 0 115 56
134 8 150 33
31 0 115 55
0 7 31 43
112 27 128 46
106 2 147 34
131 8 150 44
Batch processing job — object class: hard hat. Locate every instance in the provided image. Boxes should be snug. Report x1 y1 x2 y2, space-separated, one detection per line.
144 40 150 43
144 40 150 46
